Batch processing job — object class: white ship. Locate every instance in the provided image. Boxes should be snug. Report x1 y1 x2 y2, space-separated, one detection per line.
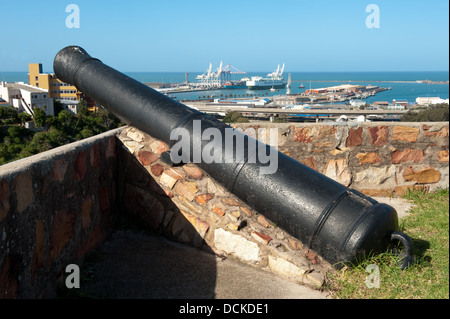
245 64 287 90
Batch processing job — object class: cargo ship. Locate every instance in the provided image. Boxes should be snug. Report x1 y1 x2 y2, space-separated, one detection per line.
245 64 287 90
223 80 247 89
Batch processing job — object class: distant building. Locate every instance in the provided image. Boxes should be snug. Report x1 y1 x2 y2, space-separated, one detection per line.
305 88 328 95
272 95 314 105
305 84 370 95
373 101 389 107
58 99 80 115
388 99 407 110
28 63 96 112
349 99 367 107
392 99 408 108
416 97 449 106
28 63 79 100
0 81 54 116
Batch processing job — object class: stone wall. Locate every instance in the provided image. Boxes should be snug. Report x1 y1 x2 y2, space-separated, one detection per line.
231 122 449 197
117 127 335 290
115 121 448 291
1 120 448 298
0 128 122 298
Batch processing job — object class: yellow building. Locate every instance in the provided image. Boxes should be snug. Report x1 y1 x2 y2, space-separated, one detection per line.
28 63 81 101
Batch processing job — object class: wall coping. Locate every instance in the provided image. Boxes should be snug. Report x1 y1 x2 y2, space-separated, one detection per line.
0 127 124 176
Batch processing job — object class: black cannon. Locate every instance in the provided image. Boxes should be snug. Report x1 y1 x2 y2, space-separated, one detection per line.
53 46 414 268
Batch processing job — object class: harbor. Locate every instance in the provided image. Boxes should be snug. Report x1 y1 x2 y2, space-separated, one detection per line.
137 64 450 123
141 63 448 116
183 101 406 123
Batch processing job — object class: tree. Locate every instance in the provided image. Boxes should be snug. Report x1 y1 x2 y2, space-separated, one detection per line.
77 100 89 117
97 107 122 129
17 112 32 125
0 106 19 125
7 126 28 139
1 103 124 166
223 110 249 123
401 104 449 122
33 107 47 128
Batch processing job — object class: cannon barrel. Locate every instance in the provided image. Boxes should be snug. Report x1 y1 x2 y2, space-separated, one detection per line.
54 46 414 268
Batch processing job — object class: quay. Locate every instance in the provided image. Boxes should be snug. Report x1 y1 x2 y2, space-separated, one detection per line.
292 80 449 85
192 106 405 116
186 103 406 122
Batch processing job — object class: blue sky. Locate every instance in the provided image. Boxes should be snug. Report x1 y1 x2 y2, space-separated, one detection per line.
0 0 448 72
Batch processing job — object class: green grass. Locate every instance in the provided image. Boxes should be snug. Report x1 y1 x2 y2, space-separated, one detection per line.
327 188 449 299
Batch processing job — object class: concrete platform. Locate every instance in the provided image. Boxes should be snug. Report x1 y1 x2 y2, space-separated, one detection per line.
74 197 413 300
77 230 330 299
372 197 414 219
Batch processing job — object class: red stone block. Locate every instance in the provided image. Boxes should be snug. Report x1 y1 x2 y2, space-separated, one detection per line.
252 231 272 244
150 164 164 177
74 151 87 182
90 143 101 168
213 204 226 216
31 220 45 284
368 126 389 146
196 193 214 205
81 196 93 230
106 136 116 159
14 172 33 213
47 210 77 267
423 126 449 137
174 181 198 202
292 127 313 143
150 140 169 155
306 249 320 264
138 150 158 166
301 157 317 171
221 197 242 206
183 164 204 179
391 148 424 164
346 127 363 147
52 158 68 182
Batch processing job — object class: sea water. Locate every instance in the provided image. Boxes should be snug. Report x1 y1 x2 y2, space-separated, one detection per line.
1 71 448 104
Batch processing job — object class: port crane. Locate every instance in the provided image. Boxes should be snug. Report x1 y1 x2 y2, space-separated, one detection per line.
196 61 246 88
267 63 285 79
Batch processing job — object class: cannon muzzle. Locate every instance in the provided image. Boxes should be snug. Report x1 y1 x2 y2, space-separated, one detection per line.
54 46 414 268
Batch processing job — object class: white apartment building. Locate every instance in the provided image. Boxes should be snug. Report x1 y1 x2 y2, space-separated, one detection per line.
0 81 54 116
416 97 449 106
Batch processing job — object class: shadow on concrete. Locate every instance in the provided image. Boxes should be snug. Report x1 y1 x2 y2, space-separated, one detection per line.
61 144 328 299
76 230 218 299
73 229 328 299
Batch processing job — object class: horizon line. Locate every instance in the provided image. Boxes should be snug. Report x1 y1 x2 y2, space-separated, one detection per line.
1 69 449 74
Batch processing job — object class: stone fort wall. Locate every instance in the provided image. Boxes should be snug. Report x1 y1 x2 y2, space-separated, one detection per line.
0 121 448 298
